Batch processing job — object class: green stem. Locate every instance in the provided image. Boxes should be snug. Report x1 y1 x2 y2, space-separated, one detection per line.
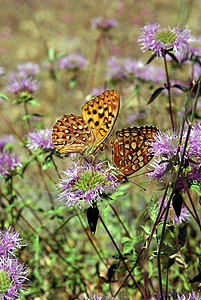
157 77 201 300
163 55 174 131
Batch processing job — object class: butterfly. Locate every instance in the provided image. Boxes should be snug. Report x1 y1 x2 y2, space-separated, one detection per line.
52 90 120 156
112 126 158 181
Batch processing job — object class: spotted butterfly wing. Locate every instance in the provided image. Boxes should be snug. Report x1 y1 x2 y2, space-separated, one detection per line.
52 90 120 155
112 126 158 179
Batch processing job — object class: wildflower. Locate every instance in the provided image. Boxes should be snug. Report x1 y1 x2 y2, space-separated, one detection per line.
57 54 88 71
0 256 28 298
0 135 14 150
106 56 128 82
91 17 118 31
124 59 166 83
138 22 193 57
152 290 200 300
7 71 41 98
16 62 40 76
148 125 201 190
27 128 54 151
0 151 22 179
158 196 190 226
0 227 25 257
81 292 114 300
57 159 117 208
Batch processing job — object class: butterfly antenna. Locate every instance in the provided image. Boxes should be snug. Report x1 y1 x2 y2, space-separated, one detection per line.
129 179 146 191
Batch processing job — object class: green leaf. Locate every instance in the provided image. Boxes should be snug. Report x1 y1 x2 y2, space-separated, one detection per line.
69 77 77 88
122 234 143 254
190 180 201 196
48 47 55 61
22 114 32 120
146 53 157 64
0 93 10 101
167 52 180 65
87 205 99 235
148 197 158 223
28 99 40 106
171 84 189 93
147 87 165 104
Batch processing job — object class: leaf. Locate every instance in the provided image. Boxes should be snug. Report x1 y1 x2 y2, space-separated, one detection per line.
171 84 189 93
189 271 201 283
190 180 201 196
172 191 183 218
48 48 55 61
107 261 120 282
147 87 165 104
167 52 180 65
69 77 77 88
122 235 143 254
140 225 157 239
28 99 40 106
87 204 99 234
178 223 188 248
145 53 157 65
0 93 10 101
22 114 32 120
148 197 158 223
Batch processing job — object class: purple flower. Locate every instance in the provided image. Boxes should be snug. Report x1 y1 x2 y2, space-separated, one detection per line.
91 17 118 31
0 227 25 257
57 159 118 208
16 62 40 76
138 22 194 57
0 135 14 150
148 125 201 189
0 256 28 299
125 59 166 83
27 128 54 151
106 56 128 82
158 196 190 226
57 54 88 71
153 290 200 300
0 151 22 179
7 72 41 95
80 293 114 300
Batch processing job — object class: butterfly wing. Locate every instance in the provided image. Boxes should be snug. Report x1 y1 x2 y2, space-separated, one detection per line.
81 90 120 147
113 126 158 176
52 114 96 154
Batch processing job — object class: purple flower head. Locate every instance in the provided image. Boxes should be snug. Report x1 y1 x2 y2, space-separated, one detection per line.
91 17 118 31
0 151 22 179
106 56 128 82
0 227 25 257
152 290 178 299
138 22 194 57
7 71 41 96
57 159 118 209
57 54 88 71
80 292 114 300
153 290 200 300
16 62 40 77
125 59 166 83
148 125 201 190
27 128 54 151
158 196 190 226
0 135 14 151
0 256 28 299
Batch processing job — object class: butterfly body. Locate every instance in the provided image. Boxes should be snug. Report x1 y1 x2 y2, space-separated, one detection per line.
52 90 120 155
